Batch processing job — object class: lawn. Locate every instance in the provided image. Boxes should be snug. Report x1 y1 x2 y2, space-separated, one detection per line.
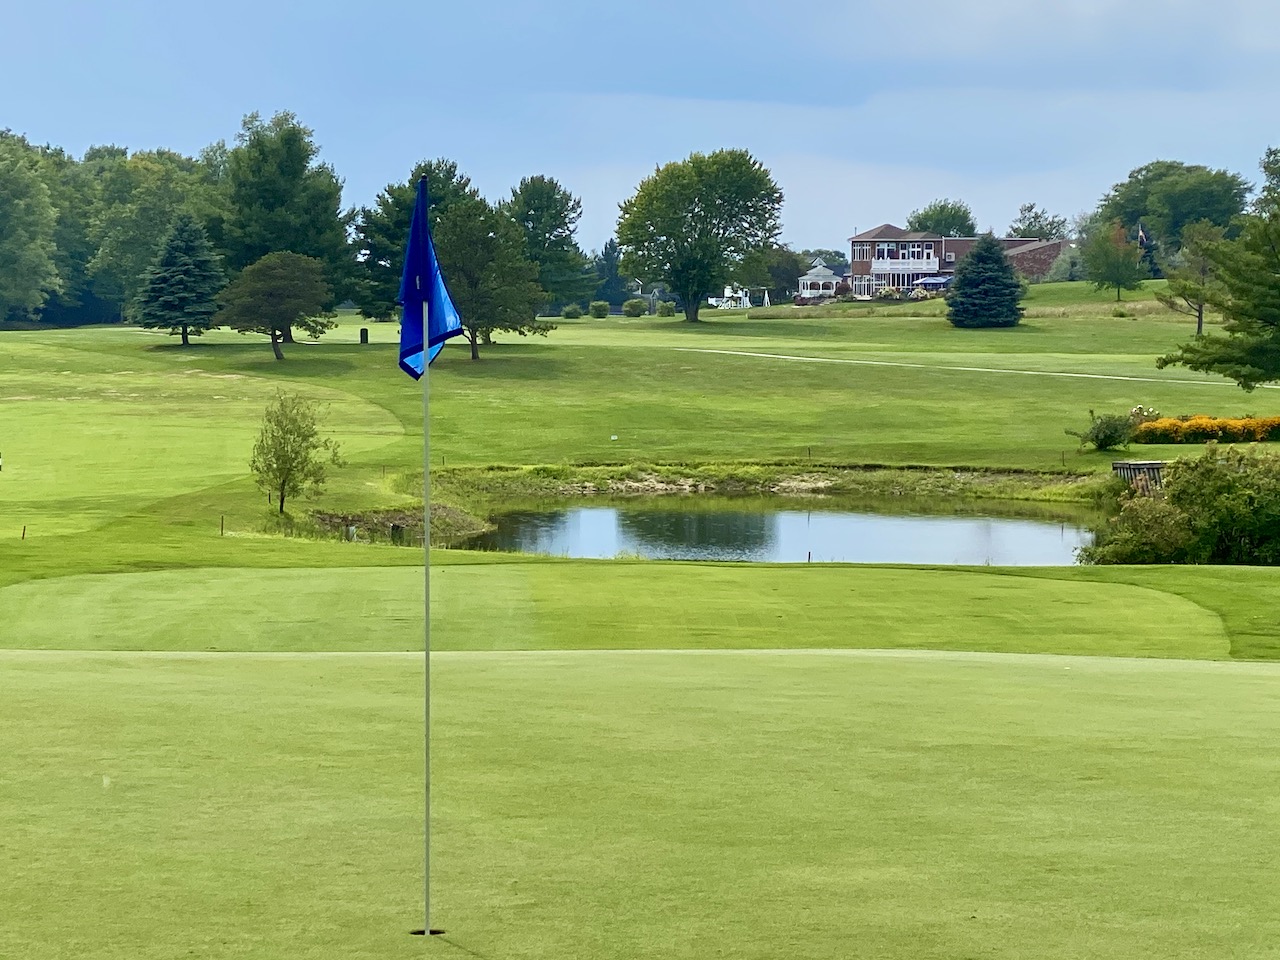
7 649 1280 959
5 284 1280 959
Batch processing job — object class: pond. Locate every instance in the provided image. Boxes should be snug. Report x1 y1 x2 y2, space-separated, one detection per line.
457 501 1094 566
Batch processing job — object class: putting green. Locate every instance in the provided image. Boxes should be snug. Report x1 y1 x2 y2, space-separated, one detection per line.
0 562 1227 659
5 649 1280 960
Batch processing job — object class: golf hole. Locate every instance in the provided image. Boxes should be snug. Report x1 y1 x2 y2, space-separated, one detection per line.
410 928 446 936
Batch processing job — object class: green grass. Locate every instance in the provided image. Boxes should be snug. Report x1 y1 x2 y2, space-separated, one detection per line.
8 649 1280 959
6 283 1280 958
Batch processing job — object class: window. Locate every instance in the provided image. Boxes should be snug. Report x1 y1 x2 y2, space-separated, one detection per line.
908 242 923 260
875 242 893 260
924 242 934 258
852 243 872 261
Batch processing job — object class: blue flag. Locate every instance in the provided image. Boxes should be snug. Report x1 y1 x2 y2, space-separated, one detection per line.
398 177 464 379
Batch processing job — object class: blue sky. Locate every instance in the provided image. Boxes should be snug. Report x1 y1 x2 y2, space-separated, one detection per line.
3 0 1275 251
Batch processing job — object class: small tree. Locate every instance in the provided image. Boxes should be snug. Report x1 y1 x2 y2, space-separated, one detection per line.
250 391 343 514
216 252 333 360
946 234 1024 328
136 214 225 346
1156 220 1224 337
1082 221 1146 301
1007 202 1068 240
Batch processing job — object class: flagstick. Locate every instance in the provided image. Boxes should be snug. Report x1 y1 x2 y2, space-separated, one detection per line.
423 336 443 936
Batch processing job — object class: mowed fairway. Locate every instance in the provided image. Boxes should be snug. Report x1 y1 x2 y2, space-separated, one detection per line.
6 650 1280 959
5 290 1280 958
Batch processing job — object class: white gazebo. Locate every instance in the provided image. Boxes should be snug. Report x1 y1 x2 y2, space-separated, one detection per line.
798 258 841 298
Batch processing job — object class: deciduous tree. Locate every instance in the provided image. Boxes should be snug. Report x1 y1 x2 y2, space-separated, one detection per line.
216 252 333 360
617 149 782 322
1082 221 1146 301
432 195 549 359
906 198 976 238
591 238 630 307
0 139 60 319
250 391 343 515
1099 160 1249 252
946 234 1024 329
136 214 225 346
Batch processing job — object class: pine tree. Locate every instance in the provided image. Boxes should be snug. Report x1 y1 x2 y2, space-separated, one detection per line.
136 214 225 345
946 234 1024 328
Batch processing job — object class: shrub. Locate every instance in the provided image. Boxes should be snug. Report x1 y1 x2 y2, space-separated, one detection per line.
588 301 610 319
1111 306 1135 318
622 298 648 317
875 286 901 300
561 303 583 319
834 281 851 296
656 300 676 317
1082 446 1280 564
1065 410 1133 451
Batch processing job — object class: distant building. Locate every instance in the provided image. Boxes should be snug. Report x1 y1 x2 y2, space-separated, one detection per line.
847 225 1068 298
797 258 843 298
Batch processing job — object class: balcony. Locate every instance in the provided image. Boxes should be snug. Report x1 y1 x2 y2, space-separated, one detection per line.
871 257 939 274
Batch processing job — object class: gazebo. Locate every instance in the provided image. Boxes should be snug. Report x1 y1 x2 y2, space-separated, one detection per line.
798 258 841 298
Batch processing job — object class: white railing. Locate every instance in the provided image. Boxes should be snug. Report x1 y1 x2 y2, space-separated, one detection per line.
871 257 939 274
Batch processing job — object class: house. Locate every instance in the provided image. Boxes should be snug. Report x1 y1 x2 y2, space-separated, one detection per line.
797 258 844 298
847 225 1069 298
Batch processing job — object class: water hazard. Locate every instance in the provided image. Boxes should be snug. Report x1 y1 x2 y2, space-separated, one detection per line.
458 502 1094 566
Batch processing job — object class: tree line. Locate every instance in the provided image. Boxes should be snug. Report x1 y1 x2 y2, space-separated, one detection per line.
0 112 638 358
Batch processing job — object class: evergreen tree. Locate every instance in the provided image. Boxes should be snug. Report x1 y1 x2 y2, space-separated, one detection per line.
592 238 630 306
136 214 225 346
352 159 480 320
946 234 1024 329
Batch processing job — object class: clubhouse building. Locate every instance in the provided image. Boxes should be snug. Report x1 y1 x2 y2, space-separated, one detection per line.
846 225 1068 298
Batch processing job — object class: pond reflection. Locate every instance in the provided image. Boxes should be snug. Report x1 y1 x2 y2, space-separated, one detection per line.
459 504 1092 566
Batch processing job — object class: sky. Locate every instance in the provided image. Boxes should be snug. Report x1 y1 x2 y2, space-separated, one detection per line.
3 0 1277 252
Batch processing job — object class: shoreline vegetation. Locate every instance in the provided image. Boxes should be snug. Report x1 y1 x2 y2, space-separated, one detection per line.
300 462 1108 545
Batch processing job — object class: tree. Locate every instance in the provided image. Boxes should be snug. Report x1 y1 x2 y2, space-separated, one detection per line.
738 244 808 305
503 175 595 310
1098 160 1249 252
1155 221 1225 337
216 252 333 360
0 138 61 319
1082 221 1146 300
906 198 975 238
1007 203 1068 239
87 150 207 321
591 238 630 307
617 148 782 322
432 195 549 359
1044 245 1086 282
223 112 355 312
799 248 849 272
1157 168 1280 390
945 234 1024 329
352 159 479 320
136 214 225 346
250 391 343 515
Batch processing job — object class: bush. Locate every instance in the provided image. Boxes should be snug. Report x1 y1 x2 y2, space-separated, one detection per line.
834 281 851 296
1082 446 1280 564
622 298 648 317
1065 410 1133 451
656 300 676 317
588 301 610 319
561 303 583 319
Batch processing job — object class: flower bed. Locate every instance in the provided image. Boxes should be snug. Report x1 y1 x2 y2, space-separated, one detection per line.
1134 415 1280 444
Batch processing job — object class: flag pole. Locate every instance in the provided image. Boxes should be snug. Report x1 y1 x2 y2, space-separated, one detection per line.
423 340 432 937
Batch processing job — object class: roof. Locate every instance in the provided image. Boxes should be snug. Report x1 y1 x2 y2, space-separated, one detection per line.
801 264 839 279
848 224 944 242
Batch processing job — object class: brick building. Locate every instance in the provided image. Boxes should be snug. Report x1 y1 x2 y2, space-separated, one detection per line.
847 224 1068 297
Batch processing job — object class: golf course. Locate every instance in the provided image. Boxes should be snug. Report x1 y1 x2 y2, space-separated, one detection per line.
6 282 1280 959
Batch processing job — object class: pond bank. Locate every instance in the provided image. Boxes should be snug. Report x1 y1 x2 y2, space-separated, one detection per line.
350 462 1108 545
